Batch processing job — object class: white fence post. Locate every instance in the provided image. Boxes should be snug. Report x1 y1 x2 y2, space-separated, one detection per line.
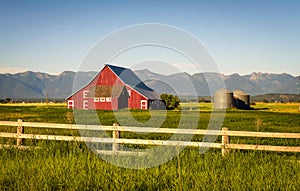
17 119 24 146
112 123 119 152
222 127 229 156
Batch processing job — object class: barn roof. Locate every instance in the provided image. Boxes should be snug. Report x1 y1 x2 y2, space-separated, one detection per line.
66 64 161 100
107 65 153 91
134 87 161 100
106 64 161 100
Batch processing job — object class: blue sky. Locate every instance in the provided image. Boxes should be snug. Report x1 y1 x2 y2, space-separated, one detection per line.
0 0 299 75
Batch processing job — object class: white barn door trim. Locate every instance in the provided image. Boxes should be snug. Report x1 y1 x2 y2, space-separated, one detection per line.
141 100 148 110
67 100 74 109
83 100 88 110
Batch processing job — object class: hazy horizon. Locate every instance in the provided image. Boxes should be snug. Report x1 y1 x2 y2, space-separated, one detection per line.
1 66 298 78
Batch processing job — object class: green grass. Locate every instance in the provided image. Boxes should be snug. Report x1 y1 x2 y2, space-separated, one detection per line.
0 103 300 190
254 102 300 113
0 143 299 190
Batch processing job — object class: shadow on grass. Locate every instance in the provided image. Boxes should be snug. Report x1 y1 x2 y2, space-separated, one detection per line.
250 107 269 110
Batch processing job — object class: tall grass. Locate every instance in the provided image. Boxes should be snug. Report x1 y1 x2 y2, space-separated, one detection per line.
0 143 299 190
0 103 300 190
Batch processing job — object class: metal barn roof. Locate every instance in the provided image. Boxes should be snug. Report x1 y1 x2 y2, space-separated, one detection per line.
107 65 153 91
107 64 160 100
134 87 161 100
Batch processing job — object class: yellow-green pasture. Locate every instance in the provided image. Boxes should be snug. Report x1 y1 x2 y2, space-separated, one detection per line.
0 102 300 190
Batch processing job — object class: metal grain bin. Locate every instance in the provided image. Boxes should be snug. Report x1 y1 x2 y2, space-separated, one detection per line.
214 89 233 109
233 89 250 109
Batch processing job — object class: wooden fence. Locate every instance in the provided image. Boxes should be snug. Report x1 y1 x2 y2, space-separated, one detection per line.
1 119 300 155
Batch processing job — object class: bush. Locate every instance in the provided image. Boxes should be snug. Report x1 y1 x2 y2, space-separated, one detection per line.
160 94 180 110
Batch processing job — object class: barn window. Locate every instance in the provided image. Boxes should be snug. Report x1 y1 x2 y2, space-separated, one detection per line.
83 90 89 98
94 97 99 102
100 97 105 102
106 97 111 102
67 100 74 109
141 100 147 110
83 100 88 110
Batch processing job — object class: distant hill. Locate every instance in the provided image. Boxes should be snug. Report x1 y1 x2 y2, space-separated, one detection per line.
251 94 300 102
135 70 300 96
0 69 299 100
0 71 97 99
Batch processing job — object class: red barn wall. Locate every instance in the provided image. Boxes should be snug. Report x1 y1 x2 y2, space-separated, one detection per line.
96 67 123 86
91 98 118 110
67 66 149 110
127 87 147 109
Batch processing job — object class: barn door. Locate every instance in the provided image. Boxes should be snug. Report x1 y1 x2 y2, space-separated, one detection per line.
141 100 148 110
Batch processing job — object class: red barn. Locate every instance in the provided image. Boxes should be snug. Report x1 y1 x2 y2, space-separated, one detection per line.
66 64 165 110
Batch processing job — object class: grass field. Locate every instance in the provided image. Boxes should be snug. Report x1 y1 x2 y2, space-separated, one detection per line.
0 102 300 190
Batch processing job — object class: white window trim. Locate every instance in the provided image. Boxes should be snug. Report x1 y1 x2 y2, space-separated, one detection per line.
83 90 89 99
100 97 105 102
67 100 74 109
127 90 131 97
94 97 100 102
141 100 147 110
83 100 88 110
106 97 111 102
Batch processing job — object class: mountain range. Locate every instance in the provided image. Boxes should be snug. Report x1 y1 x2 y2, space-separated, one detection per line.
0 70 299 99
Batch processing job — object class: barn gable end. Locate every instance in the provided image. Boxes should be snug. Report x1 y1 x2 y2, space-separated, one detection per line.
66 64 164 110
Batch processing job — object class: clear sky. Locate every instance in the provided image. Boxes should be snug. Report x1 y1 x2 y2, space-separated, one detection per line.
0 0 299 76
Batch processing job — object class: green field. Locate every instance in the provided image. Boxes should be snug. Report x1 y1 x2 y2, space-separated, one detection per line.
0 103 300 190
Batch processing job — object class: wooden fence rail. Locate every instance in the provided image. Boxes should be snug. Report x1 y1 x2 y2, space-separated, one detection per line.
1 119 300 155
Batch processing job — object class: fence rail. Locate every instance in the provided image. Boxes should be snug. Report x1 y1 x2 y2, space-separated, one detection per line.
1 119 300 155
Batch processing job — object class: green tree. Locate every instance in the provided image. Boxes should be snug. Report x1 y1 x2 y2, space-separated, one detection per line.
160 94 180 110
262 99 268 103
5 98 12 103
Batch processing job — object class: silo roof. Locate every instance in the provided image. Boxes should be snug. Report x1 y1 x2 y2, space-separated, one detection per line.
233 89 249 95
215 88 232 94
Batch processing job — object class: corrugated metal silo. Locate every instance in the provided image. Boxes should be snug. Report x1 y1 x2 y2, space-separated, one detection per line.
233 89 250 109
214 89 234 109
